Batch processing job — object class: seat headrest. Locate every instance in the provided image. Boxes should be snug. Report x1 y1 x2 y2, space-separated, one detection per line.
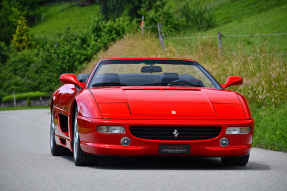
161 73 179 83
101 73 120 83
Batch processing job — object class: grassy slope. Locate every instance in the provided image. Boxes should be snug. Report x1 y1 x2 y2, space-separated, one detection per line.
213 0 286 25
170 2 287 151
82 33 287 152
170 0 286 25
30 2 99 39
203 3 287 54
165 3 287 107
82 1 286 151
167 2 287 53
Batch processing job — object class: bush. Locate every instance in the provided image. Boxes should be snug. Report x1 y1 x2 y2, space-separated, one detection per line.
11 16 33 51
0 16 127 99
181 3 216 32
26 97 31 107
2 91 50 102
0 41 9 64
139 0 183 34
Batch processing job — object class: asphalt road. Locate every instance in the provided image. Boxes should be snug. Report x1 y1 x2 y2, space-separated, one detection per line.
0 109 286 191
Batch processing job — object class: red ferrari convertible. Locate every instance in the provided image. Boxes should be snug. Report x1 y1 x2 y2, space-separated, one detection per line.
50 58 254 166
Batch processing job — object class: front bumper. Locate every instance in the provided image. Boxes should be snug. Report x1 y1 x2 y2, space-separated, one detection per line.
77 116 254 157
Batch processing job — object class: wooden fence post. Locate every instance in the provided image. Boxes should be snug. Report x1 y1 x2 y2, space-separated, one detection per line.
141 16 144 37
41 13 45 22
158 23 165 51
218 32 222 51
13 92 16 107
142 26 144 37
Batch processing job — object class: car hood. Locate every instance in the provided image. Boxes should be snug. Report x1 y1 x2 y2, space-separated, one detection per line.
89 87 246 119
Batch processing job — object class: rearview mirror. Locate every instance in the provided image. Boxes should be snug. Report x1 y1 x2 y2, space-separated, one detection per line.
221 76 243 89
60 74 85 89
141 65 162 73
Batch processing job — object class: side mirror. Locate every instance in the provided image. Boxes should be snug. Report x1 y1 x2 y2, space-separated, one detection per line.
60 74 85 89
221 76 243 89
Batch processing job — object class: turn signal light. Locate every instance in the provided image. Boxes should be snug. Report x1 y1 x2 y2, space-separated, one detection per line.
226 127 250 134
97 126 125 134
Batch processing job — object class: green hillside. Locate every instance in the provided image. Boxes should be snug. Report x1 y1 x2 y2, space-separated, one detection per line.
163 2 287 106
170 0 286 25
29 0 287 55
166 3 287 56
28 0 287 41
30 2 100 39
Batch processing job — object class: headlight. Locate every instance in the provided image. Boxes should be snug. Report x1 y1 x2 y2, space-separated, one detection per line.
97 126 125 134
226 127 250 134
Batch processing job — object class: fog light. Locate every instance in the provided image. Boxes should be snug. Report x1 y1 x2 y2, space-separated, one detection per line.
121 137 131 146
220 137 229 147
97 126 125 134
226 127 250 134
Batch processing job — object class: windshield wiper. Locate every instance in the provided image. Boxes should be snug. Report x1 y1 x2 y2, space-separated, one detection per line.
92 82 127 87
140 82 168 86
168 80 204 87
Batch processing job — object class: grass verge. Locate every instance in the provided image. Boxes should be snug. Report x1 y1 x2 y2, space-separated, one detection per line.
252 104 287 152
0 106 49 111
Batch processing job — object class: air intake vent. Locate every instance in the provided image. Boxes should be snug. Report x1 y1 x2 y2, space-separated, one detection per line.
130 126 221 140
59 114 68 132
59 138 66 145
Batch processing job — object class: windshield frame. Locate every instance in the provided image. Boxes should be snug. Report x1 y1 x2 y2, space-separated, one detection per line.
86 59 222 89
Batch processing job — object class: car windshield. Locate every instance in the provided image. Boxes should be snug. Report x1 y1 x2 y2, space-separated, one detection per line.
87 59 221 89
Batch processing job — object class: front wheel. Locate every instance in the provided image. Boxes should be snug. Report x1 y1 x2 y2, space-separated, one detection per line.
221 154 250 166
73 108 98 166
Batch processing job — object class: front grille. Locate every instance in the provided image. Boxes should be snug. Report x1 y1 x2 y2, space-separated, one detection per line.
130 126 221 140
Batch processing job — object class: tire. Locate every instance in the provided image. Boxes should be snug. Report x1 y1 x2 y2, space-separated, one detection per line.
73 108 98 166
221 154 250 166
50 105 72 156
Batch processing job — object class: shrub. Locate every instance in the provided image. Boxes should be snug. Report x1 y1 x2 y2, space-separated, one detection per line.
0 15 127 99
2 91 50 102
139 0 183 34
181 3 216 32
11 16 33 51
26 97 31 107
0 41 9 64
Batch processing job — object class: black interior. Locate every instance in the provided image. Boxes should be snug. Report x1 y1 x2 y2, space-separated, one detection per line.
90 73 204 87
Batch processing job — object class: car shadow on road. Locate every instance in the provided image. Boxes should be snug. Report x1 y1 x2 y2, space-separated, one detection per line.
67 155 269 171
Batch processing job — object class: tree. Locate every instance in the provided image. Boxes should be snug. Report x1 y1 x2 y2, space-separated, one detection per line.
0 0 44 44
11 16 33 51
96 0 154 20
0 41 9 64
0 0 21 44
96 0 126 20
